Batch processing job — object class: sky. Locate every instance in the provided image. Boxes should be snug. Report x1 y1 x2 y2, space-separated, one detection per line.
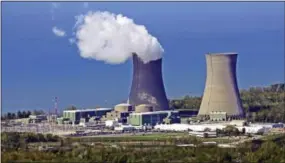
2 2 284 113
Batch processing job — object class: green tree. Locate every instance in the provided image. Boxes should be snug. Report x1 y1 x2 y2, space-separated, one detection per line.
11 113 16 119
17 111 23 119
26 111 32 118
32 110 45 115
22 111 27 118
7 112 12 119
19 137 28 151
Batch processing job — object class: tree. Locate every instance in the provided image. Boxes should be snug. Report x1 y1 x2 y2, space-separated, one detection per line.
32 110 45 115
242 128 246 135
22 111 27 118
11 113 16 119
233 128 240 136
26 111 31 118
203 133 209 138
204 127 211 132
17 111 23 119
7 112 12 119
223 125 238 136
19 137 28 151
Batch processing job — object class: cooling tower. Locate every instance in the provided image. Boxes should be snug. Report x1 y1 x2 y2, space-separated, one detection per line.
198 53 244 118
128 54 169 111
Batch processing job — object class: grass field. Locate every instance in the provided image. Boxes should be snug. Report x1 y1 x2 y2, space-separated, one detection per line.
261 133 285 141
66 132 240 144
27 132 241 149
69 132 190 142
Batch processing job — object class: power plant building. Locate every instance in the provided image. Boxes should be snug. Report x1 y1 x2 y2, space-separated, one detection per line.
128 54 169 111
100 103 133 123
135 104 154 113
198 53 244 119
63 108 113 124
128 110 180 126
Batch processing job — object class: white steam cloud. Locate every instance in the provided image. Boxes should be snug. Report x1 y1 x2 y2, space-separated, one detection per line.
73 11 164 64
69 38 76 44
51 2 60 20
52 26 66 37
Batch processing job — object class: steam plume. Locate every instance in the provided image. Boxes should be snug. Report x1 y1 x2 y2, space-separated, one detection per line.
50 2 60 20
73 11 164 64
52 26 66 37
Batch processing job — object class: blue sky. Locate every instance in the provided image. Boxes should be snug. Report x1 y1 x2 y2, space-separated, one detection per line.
2 2 284 113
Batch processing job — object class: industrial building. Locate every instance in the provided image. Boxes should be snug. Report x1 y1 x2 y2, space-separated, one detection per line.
100 103 133 123
154 123 280 135
199 53 245 119
177 109 199 118
29 115 48 123
209 111 227 121
62 108 113 124
128 54 169 111
102 104 182 126
128 110 180 126
176 109 199 124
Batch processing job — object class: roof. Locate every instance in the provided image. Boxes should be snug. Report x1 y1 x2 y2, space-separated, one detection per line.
207 52 237 56
115 103 132 107
63 108 113 113
131 110 178 116
136 104 153 107
177 109 198 111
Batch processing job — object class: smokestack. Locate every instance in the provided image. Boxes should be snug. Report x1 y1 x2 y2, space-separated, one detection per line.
198 53 244 117
128 54 169 111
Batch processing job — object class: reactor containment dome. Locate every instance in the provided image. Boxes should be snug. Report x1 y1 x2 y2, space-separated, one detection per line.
128 54 169 111
198 53 244 118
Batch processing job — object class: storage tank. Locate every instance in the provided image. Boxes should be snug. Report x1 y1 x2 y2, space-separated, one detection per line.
198 53 244 118
135 104 153 113
128 54 169 111
114 103 133 112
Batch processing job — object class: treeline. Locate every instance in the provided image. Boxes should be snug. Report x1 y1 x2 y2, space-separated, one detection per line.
169 83 285 122
1 132 60 150
1 132 285 163
1 110 45 120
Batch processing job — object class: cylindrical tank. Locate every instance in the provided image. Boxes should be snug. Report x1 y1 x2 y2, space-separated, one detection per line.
128 54 169 111
135 104 153 113
198 53 244 117
114 103 133 112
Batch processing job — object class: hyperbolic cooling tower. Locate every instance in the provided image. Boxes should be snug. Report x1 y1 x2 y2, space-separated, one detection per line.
128 54 169 111
198 53 244 117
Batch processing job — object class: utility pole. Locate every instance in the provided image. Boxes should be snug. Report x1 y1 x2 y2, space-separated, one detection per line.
54 97 58 116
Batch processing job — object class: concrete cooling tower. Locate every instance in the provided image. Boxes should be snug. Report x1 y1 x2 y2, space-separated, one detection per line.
198 53 244 118
128 54 169 111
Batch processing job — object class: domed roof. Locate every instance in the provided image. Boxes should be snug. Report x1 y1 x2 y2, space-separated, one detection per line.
115 103 131 107
135 104 153 113
114 103 133 112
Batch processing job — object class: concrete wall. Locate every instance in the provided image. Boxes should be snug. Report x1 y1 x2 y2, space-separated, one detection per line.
128 114 142 126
